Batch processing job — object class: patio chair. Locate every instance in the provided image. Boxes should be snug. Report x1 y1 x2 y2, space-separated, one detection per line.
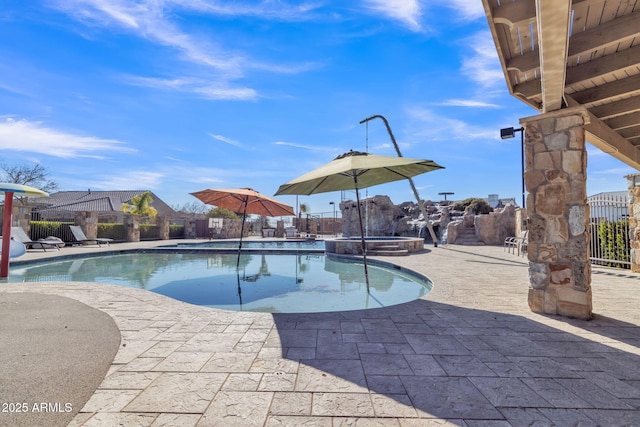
69 225 113 247
504 230 527 256
11 226 63 251
284 227 298 238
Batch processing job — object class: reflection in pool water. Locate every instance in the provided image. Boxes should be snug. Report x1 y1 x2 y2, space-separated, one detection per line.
7 253 432 313
168 240 326 250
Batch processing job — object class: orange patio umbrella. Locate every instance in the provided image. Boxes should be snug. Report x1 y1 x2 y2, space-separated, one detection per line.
190 188 295 265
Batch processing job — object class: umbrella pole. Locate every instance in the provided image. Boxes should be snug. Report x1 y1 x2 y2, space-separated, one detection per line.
1 192 14 278
236 271 243 308
360 115 439 246
237 197 249 268
353 177 370 293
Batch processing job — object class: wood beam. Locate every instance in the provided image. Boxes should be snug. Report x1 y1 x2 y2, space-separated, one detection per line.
492 0 536 27
565 44 640 87
589 96 640 120
536 0 571 112
619 126 640 140
513 79 542 99
506 9 640 75
606 111 640 131
571 74 640 106
569 10 640 56
584 111 640 170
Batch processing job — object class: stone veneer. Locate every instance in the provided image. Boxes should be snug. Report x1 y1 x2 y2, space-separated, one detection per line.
324 237 424 255
523 109 592 320
627 174 640 273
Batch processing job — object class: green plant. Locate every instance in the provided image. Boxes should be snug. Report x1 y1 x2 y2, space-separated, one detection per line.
97 223 126 240
452 198 493 214
597 220 630 268
140 224 158 240
206 207 240 219
169 224 184 238
122 191 158 218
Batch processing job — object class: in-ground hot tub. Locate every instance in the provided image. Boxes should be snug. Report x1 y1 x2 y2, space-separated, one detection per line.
325 236 425 255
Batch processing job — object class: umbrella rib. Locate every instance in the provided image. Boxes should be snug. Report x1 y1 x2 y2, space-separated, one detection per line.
383 167 411 180
307 176 331 195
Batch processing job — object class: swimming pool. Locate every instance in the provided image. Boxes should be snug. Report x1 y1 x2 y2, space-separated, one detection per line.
6 251 432 313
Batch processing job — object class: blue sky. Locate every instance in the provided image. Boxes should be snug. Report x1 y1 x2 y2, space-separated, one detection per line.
0 0 635 216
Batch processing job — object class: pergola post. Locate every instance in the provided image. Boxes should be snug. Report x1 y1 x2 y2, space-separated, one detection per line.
523 109 592 320
626 174 640 273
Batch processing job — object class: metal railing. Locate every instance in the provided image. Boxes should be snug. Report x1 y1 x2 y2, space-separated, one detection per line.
588 193 630 269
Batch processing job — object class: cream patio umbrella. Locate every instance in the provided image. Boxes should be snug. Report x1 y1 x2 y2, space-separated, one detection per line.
275 150 444 292
0 183 49 278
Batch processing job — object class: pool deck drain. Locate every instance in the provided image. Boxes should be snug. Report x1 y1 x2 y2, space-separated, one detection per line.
2 239 640 426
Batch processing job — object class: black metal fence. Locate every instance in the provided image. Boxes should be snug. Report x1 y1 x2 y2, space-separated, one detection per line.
587 193 630 269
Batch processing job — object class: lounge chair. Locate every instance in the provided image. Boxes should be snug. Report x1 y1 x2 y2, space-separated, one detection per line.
69 225 113 247
11 226 63 251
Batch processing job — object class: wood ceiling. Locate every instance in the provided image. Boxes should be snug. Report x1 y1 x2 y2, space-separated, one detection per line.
483 0 640 169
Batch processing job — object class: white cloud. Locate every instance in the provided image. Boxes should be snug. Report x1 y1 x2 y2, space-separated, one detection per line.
50 0 241 72
363 0 423 32
406 107 498 143
274 141 316 150
447 0 485 21
49 0 320 84
209 133 242 147
90 171 164 189
460 31 505 88
440 99 500 108
122 76 258 101
0 118 135 158
169 0 322 20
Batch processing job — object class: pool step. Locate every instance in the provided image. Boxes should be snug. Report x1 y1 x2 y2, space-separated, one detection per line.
366 244 409 256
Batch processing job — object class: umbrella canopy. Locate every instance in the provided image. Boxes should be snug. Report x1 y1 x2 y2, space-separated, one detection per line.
190 188 294 268
191 188 294 217
275 150 444 292
1 182 49 278
275 150 444 196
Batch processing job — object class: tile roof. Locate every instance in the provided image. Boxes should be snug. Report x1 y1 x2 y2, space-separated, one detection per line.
35 190 176 216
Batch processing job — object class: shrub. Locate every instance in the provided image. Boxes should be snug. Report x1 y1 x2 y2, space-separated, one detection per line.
452 198 493 215
140 224 157 240
206 207 240 219
169 224 184 238
98 223 125 240
597 220 630 268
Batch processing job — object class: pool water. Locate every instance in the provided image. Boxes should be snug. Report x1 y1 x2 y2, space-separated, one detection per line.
7 252 432 313
169 240 326 250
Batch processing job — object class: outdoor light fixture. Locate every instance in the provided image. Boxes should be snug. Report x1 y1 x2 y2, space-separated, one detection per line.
500 127 517 139
500 126 526 209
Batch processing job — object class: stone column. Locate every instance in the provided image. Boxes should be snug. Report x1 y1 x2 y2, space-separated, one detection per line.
626 174 640 272
514 207 527 237
74 211 99 238
276 220 284 238
156 215 170 240
124 214 140 242
524 109 592 320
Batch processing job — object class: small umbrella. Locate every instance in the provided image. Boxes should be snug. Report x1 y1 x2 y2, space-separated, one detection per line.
275 150 444 292
190 187 294 264
0 183 49 278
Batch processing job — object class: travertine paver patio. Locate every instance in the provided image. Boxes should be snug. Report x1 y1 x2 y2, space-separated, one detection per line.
2 241 640 426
